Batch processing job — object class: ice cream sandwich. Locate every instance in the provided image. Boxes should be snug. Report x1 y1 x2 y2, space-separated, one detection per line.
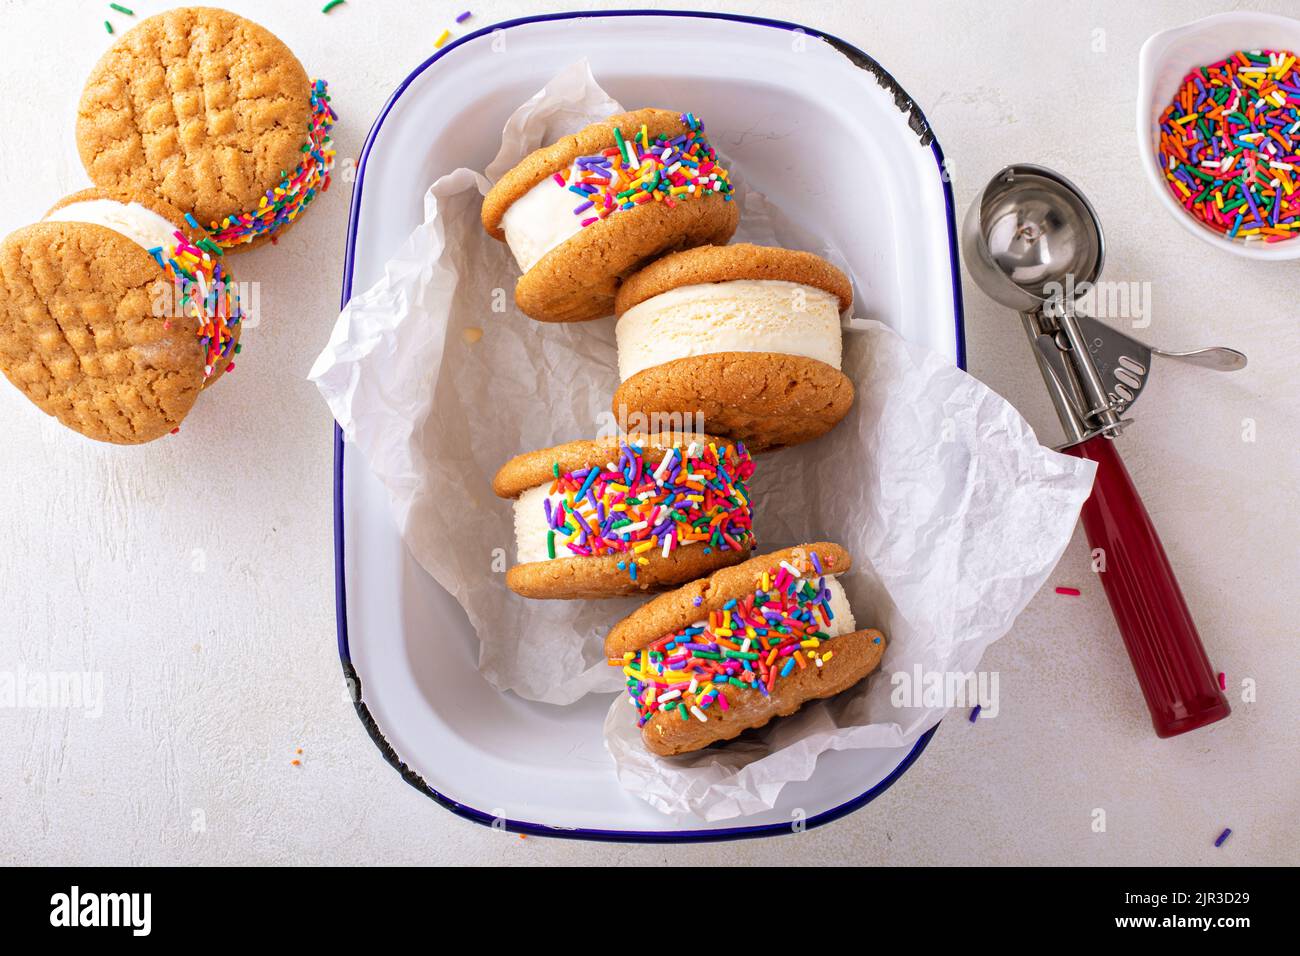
607 543 886 756
481 109 739 323
0 187 243 444
76 7 336 253
492 432 756 599
612 244 856 452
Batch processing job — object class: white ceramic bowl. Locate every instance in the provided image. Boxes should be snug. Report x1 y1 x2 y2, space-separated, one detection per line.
337 10 962 840
1137 11 1300 261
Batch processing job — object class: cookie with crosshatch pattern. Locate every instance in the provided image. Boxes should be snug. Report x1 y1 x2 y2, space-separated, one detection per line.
76 7 335 252
0 186 242 444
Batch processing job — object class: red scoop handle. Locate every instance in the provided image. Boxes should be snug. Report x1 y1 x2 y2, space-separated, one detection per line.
1064 434 1230 737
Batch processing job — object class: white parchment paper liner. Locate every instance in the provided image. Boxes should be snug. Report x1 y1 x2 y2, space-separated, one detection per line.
604 321 1096 820
310 62 1096 816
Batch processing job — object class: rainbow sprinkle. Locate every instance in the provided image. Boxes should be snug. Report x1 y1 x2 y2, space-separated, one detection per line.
147 231 243 382
208 80 336 249
539 439 754 581
1157 50 1300 243
611 550 844 727
554 112 732 229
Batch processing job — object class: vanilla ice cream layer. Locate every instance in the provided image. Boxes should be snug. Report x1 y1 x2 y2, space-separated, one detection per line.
615 279 843 381
500 170 587 273
44 200 182 254
513 481 708 565
820 575 857 636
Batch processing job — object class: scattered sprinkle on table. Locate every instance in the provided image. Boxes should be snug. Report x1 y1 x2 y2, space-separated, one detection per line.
322 0 346 13
1157 49 1300 243
1055 586 1081 596
435 29 451 48
456 10 473 24
1214 827 1232 847
103 20 113 33
969 704 981 722
1218 671 1227 690
109 3 134 14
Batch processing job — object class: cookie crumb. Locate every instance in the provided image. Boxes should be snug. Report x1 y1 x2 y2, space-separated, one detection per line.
462 327 483 345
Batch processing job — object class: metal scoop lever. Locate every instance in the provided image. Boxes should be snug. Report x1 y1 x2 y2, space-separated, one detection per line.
1072 313 1246 414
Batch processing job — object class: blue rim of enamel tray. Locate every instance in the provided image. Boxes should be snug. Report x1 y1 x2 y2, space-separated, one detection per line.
333 9 964 843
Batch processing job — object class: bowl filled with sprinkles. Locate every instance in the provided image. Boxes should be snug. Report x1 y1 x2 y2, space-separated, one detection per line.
1138 11 1300 259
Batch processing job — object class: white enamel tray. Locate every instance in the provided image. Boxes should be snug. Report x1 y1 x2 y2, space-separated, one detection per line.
336 10 964 841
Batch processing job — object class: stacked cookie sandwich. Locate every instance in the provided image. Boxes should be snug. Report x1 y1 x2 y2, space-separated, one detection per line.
486 110 883 754
0 8 336 443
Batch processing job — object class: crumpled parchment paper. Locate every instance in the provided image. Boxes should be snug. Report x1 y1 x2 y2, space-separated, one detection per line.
310 61 1097 817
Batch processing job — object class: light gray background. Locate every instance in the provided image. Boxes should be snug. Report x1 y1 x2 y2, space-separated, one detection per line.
0 0 1295 866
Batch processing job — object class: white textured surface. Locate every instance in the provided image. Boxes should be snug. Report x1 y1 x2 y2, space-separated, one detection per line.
616 279 843 380
0 0 1295 865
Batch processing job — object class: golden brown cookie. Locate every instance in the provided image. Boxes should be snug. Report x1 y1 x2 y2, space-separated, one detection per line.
482 108 739 323
605 543 851 657
76 7 336 252
640 629 886 756
615 352 854 453
493 432 758 599
506 546 745 601
606 542 886 757
612 244 855 452
482 109 695 238
614 243 853 315
493 431 719 499
0 186 244 444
